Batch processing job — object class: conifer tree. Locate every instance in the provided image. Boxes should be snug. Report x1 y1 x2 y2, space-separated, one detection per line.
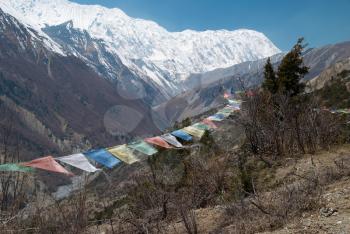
277 38 309 96
262 57 278 94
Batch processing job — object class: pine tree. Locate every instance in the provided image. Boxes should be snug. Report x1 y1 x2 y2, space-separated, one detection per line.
262 57 278 94
277 38 309 96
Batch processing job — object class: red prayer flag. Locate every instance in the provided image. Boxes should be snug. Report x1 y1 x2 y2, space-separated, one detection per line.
145 137 173 149
22 156 73 176
202 119 218 129
224 93 230 99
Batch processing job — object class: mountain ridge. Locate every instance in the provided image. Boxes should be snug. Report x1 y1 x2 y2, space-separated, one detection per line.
0 0 281 97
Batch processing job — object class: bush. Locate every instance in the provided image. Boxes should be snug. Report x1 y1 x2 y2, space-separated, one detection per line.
240 91 345 161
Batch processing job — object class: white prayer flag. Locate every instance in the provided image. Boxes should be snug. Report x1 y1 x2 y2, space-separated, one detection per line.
57 153 100 173
161 133 183 148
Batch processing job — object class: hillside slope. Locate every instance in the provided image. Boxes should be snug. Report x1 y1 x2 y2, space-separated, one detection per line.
165 145 350 234
0 9 161 159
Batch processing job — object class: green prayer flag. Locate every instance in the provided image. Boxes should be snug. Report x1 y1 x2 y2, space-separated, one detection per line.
193 123 211 131
0 163 35 173
128 140 158 156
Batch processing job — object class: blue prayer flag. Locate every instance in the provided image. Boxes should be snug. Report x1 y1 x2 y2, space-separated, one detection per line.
171 130 193 141
214 113 225 119
84 149 120 169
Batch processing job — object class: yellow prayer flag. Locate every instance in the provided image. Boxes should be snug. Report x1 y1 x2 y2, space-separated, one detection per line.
182 126 205 138
107 145 139 164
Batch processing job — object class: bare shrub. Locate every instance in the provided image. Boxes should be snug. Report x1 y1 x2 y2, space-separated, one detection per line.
25 179 89 234
0 106 36 227
240 91 345 162
120 147 232 233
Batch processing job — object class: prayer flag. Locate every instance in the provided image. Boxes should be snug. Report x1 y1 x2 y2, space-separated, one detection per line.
145 137 173 149
22 156 73 176
202 119 218 129
84 149 120 169
160 133 183 148
0 163 34 173
215 113 226 118
128 140 158 156
182 126 205 138
107 145 139 164
192 123 211 131
171 130 193 141
221 107 235 113
225 105 240 111
216 111 231 117
228 99 242 105
57 153 100 173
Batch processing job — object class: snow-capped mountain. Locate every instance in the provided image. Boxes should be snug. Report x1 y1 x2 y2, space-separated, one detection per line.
0 0 281 98
0 7 64 56
42 21 171 104
0 8 163 157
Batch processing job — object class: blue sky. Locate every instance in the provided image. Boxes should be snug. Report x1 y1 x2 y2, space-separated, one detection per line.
71 0 350 51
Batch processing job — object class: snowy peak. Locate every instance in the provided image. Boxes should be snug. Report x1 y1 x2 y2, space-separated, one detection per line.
0 7 64 56
0 0 281 97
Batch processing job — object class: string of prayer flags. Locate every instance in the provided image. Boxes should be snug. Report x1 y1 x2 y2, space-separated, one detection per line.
84 149 120 169
145 137 173 149
202 119 218 129
57 153 100 173
171 130 193 141
160 133 183 148
182 126 205 138
128 140 158 156
0 96 246 175
0 163 35 173
22 156 73 176
107 144 139 164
